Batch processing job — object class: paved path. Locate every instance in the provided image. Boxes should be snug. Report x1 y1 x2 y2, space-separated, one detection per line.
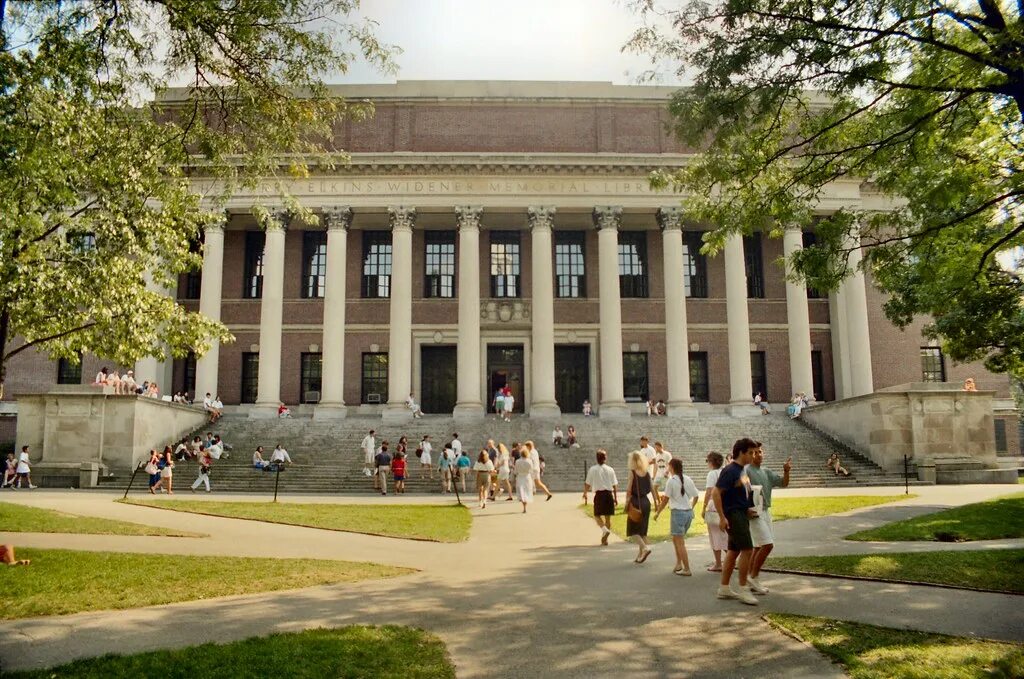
1 485 1022 677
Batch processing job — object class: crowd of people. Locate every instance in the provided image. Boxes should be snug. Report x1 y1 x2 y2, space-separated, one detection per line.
140 431 237 494
93 367 161 398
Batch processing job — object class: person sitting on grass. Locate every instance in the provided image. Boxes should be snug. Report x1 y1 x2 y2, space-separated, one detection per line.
0 544 30 566
252 446 271 471
826 453 851 477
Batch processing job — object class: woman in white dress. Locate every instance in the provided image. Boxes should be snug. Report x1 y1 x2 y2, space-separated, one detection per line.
419 435 433 479
495 443 514 501
701 451 728 572
514 453 535 513
523 440 553 501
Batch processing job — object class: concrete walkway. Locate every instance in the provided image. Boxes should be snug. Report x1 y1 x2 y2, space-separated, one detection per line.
1 485 1022 677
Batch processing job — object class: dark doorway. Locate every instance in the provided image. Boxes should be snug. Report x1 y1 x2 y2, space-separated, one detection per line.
487 345 524 413
421 346 457 413
555 345 590 414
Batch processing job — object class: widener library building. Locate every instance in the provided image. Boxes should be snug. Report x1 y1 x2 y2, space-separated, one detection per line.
1 81 1017 451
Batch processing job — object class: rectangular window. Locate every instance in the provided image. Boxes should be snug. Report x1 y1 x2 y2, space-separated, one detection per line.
424 231 456 298
490 231 521 298
920 347 946 382
683 231 708 298
69 232 96 253
688 352 709 402
361 352 389 404
300 352 322 404
555 231 586 298
994 419 1008 455
751 351 767 401
811 350 825 402
243 231 265 299
622 352 649 402
182 271 202 300
57 356 82 385
802 232 824 299
618 231 649 298
302 231 328 299
744 233 764 298
361 231 392 298
182 352 197 397
241 352 259 404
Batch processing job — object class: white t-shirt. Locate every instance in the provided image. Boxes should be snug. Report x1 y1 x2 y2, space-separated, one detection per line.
585 464 619 491
361 436 375 453
665 474 700 510
406 396 418 409
529 449 541 479
503 395 515 411
514 456 534 477
451 438 462 456
473 460 495 473
552 429 563 441
639 445 656 466
203 396 213 409
420 441 432 458
705 469 721 512
653 450 672 478
271 448 291 463
16 451 30 474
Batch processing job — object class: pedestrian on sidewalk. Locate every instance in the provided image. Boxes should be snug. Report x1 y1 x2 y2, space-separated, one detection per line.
495 443 514 501
191 449 213 493
146 449 163 494
418 435 433 479
375 442 392 496
652 441 673 493
456 450 471 493
14 446 36 490
712 438 759 605
523 441 554 501
583 449 618 546
392 451 407 494
160 446 175 495
438 443 454 494
474 450 495 509
654 459 698 575
514 450 535 513
745 444 791 595
361 429 376 478
626 451 658 564
702 451 727 572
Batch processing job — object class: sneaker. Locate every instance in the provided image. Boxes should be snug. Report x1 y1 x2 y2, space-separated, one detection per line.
748 577 769 595
734 588 759 605
716 585 737 600
28 484 37 489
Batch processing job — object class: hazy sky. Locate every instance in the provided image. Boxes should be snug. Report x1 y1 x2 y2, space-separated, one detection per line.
339 0 676 84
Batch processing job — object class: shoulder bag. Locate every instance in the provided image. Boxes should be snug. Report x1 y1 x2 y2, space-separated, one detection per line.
625 472 643 523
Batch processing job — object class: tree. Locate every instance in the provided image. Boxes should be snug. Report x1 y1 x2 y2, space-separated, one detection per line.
627 0 1024 378
0 1 396 397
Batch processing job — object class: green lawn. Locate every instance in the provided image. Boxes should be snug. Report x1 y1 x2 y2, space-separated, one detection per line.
768 548 1024 593
0 501 203 537
7 625 455 678
122 499 472 542
582 494 910 543
766 614 1024 679
847 492 1024 542
1 548 412 620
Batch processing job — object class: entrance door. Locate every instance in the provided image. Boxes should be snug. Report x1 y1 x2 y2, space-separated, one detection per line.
420 346 457 413
555 345 590 414
487 345 524 413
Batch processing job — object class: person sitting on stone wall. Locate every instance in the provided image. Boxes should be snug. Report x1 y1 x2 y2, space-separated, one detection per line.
754 393 770 415
121 370 137 395
406 393 424 418
93 367 110 386
203 393 222 422
963 377 977 392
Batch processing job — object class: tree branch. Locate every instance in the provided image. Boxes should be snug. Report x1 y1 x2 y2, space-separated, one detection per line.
3 321 100 363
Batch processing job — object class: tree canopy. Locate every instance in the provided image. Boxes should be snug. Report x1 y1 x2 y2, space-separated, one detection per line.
628 0 1024 378
0 0 395 396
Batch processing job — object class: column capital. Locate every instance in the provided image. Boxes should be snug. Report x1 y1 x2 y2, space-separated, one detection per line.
656 207 684 231
592 205 622 231
322 206 353 231
254 207 289 231
388 205 416 232
527 206 556 231
454 205 483 230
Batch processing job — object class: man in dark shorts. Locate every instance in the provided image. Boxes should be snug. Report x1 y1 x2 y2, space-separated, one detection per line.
711 438 759 605
583 450 619 546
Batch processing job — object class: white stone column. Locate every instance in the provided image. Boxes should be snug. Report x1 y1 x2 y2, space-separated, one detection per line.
383 206 415 423
844 230 874 396
314 206 352 420
829 288 851 400
528 206 560 419
194 215 226 401
252 210 288 417
724 232 755 415
593 206 630 420
657 208 697 417
453 206 484 420
783 226 815 398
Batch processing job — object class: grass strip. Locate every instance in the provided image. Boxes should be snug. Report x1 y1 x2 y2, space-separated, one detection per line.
7 625 455 678
847 492 1024 542
766 613 1024 679
122 499 472 543
583 494 910 544
0 548 412 620
0 501 203 537
768 548 1024 594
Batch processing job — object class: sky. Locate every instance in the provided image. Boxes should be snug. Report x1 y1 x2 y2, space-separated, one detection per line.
337 0 678 85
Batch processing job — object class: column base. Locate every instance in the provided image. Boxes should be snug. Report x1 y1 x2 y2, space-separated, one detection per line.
452 403 485 421
528 402 561 419
381 403 414 424
665 401 699 418
725 402 761 417
249 403 282 419
598 402 632 421
313 403 348 420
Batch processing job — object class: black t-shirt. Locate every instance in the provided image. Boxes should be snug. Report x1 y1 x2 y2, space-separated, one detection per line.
487 447 498 462
716 462 753 514
375 452 391 469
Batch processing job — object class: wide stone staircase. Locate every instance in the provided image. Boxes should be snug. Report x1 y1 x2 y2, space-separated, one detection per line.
147 410 918 495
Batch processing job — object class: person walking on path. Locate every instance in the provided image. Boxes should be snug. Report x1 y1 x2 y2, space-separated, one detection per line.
514 450 535 513
745 444 791 594
438 444 454 494
160 446 175 495
701 451 728 572
456 451 471 493
625 451 659 564
473 450 495 509
418 435 433 480
523 441 553 501
583 449 619 545
652 441 672 493
375 442 392 496
711 439 759 605
14 446 36 490
361 430 376 478
495 443 514 501
391 451 407 494
191 449 213 493
146 449 163 494
502 387 515 422
654 459 699 575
